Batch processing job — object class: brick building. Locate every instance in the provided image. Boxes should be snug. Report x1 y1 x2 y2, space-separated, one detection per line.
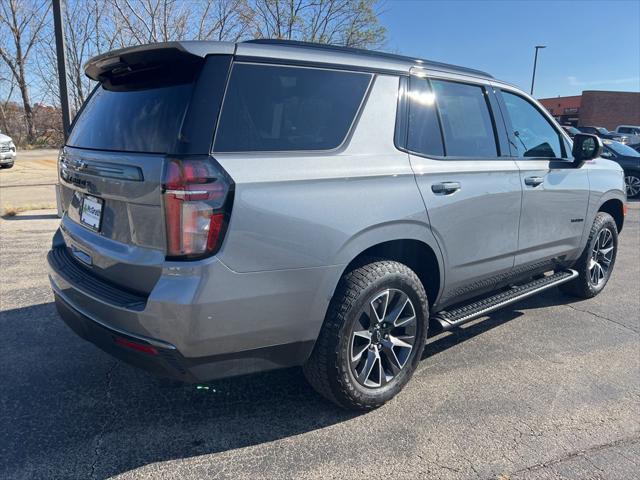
538 90 640 130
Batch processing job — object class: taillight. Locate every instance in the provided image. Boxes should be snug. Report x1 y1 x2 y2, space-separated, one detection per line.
162 156 233 260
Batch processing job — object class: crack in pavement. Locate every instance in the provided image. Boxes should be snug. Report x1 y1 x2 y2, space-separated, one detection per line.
89 361 119 480
493 434 640 479
566 304 639 334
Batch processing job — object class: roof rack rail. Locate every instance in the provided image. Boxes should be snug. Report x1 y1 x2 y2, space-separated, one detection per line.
243 39 493 79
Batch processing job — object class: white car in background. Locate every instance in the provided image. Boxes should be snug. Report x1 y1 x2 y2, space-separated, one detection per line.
0 131 16 168
615 126 640 145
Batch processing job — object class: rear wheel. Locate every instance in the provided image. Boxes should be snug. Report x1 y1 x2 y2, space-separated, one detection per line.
561 212 618 298
304 260 429 410
625 174 640 198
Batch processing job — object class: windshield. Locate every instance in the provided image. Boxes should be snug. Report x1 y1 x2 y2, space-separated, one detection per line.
67 82 194 153
606 141 640 157
596 127 609 134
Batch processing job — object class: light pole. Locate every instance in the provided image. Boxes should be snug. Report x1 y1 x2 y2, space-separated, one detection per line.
52 0 71 140
530 45 546 96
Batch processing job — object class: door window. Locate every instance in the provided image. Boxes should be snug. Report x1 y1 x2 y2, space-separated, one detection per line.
430 80 498 157
501 91 564 158
406 77 445 156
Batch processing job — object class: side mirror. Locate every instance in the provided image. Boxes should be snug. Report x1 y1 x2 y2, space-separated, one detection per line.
572 133 603 165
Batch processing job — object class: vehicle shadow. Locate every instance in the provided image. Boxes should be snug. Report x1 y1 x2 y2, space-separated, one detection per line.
423 287 582 359
0 288 588 478
1 302 356 479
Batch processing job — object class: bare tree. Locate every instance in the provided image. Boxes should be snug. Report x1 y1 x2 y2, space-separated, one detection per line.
0 0 51 142
37 0 120 113
249 0 385 48
196 0 251 41
0 70 17 136
109 0 192 45
249 0 306 40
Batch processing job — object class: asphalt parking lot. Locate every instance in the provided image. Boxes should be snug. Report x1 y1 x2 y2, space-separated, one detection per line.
0 202 638 479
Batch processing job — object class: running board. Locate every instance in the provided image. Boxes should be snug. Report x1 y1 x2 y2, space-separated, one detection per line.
432 269 578 331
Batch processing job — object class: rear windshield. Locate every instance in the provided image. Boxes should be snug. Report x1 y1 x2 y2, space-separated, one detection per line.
67 82 193 153
214 64 371 152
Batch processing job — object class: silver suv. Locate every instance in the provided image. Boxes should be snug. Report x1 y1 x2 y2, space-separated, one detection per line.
49 40 626 410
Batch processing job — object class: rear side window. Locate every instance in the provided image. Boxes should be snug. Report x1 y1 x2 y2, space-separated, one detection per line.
501 91 563 158
68 83 194 154
430 80 498 157
406 77 444 157
214 64 371 152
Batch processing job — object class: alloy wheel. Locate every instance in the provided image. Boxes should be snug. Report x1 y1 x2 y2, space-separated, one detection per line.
589 227 615 286
625 175 640 198
349 289 417 388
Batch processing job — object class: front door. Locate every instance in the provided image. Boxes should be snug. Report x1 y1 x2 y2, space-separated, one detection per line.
497 88 590 267
405 77 522 305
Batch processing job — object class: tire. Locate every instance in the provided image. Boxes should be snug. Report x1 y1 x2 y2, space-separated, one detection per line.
561 212 618 299
0 163 13 169
625 173 640 198
303 260 429 410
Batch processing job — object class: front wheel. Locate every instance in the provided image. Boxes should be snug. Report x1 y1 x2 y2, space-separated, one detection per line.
304 260 429 410
561 212 618 298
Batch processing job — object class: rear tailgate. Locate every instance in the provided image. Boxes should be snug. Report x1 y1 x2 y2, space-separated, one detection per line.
56 45 233 295
58 147 166 294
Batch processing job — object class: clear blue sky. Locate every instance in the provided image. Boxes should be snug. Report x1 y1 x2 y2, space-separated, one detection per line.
380 0 640 99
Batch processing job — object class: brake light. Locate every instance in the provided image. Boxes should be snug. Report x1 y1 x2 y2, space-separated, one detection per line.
163 156 233 260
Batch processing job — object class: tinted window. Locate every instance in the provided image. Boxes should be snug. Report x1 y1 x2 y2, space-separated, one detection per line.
430 80 497 157
406 77 444 156
214 64 371 152
501 91 563 158
68 83 193 153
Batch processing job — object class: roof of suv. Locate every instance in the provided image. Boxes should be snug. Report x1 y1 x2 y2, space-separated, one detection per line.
85 39 495 82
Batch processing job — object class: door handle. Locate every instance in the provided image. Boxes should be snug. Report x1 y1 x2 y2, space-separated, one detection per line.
431 181 461 195
524 176 544 187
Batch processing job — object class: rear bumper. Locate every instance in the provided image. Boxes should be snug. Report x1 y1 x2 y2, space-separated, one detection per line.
48 240 337 382
53 291 312 382
53 292 192 380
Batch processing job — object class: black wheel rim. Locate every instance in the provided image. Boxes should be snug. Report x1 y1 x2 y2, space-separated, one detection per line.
349 289 417 388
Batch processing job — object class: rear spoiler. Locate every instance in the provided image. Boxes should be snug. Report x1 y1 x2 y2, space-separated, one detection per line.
84 41 235 82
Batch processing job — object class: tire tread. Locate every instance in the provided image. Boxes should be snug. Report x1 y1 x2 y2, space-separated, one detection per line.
303 260 428 410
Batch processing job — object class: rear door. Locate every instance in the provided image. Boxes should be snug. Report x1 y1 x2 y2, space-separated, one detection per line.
496 87 590 267
58 52 231 294
405 76 522 306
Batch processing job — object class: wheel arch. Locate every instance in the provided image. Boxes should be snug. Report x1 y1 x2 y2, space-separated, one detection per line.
340 239 442 308
598 198 625 233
